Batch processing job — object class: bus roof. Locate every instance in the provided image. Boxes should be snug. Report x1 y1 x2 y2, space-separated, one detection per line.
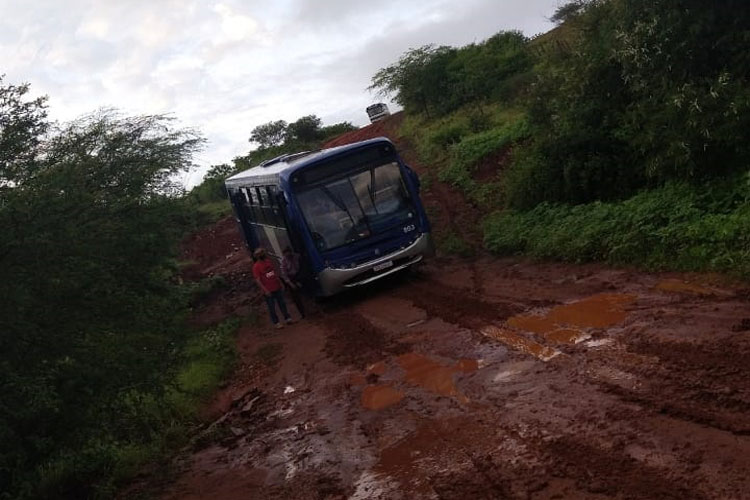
224 137 393 189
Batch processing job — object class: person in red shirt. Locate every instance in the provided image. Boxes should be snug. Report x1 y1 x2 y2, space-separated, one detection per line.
252 247 293 329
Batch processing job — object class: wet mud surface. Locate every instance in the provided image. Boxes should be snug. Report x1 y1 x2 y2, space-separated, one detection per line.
160 254 750 500
157 116 750 498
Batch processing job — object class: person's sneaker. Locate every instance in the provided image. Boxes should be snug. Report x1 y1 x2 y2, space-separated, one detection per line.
285 318 295 324
275 322 284 329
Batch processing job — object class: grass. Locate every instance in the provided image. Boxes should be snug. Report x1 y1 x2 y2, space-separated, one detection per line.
195 199 232 224
401 105 529 209
484 181 750 277
438 116 529 207
436 230 475 257
36 319 240 499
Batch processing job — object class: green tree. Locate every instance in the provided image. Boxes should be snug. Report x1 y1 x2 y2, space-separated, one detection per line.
506 0 750 208
249 119 287 148
285 114 323 144
550 0 589 25
369 44 452 115
0 75 48 187
0 94 204 497
369 33 531 117
190 163 234 203
320 121 357 141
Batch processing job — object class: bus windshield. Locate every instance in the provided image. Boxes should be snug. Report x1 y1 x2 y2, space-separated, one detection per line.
296 161 414 252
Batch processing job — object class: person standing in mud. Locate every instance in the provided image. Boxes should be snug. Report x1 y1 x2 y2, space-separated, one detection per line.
252 248 294 329
280 246 305 318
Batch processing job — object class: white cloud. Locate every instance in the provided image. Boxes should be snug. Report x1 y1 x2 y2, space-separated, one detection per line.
0 0 558 188
213 3 261 43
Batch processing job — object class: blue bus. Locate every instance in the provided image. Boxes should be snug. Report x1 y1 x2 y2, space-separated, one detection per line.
224 137 434 296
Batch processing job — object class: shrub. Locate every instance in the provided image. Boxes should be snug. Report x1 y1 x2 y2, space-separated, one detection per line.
438 117 529 206
484 180 750 276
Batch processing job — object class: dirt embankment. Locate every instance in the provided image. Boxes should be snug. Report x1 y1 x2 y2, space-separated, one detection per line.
146 119 750 500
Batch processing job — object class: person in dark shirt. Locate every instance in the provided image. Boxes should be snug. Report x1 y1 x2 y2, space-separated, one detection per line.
252 248 293 329
280 246 305 318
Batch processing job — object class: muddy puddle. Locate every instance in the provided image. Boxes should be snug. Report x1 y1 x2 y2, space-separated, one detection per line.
361 384 404 410
355 353 481 409
507 293 636 344
396 352 476 404
480 325 561 361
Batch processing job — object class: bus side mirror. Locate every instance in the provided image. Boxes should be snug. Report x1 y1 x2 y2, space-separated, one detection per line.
404 165 420 192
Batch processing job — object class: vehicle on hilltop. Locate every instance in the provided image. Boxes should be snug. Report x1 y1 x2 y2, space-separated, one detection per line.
366 103 390 123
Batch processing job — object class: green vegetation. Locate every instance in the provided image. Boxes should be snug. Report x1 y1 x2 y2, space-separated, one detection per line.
371 0 750 276
439 116 529 207
0 77 240 499
370 31 532 117
188 114 358 210
435 230 474 258
485 180 750 277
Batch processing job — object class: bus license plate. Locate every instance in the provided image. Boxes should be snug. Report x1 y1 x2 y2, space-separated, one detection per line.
373 260 393 272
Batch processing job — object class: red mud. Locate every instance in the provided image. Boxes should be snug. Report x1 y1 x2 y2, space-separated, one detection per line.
396 352 470 403
507 293 637 344
361 384 404 411
141 120 750 500
322 113 405 149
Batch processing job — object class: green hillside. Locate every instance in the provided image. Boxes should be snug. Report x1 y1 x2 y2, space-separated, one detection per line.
367 0 750 276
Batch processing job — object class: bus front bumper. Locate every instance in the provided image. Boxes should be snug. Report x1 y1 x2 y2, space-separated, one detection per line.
317 233 434 296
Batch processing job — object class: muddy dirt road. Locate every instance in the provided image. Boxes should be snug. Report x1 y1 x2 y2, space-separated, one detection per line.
160 113 750 499
164 242 750 499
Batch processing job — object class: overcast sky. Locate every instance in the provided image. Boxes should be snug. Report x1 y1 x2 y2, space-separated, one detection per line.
1 0 558 187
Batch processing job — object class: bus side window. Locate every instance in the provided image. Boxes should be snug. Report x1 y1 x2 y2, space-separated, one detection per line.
248 187 262 225
239 187 255 223
257 186 271 226
268 186 285 228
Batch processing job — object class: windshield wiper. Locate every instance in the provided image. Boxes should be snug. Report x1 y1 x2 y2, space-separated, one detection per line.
367 167 377 208
321 185 355 226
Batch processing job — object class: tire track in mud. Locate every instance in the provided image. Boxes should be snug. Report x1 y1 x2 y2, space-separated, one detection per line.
394 280 526 330
318 310 410 369
594 334 750 436
393 279 569 361
539 437 707 500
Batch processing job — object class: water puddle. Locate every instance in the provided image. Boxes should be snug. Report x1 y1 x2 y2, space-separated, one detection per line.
507 293 636 344
655 279 715 296
361 384 404 410
357 355 481 408
480 325 561 361
396 353 475 404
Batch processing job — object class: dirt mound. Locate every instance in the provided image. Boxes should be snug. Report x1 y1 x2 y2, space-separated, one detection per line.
181 215 246 279
322 112 405 148
180 215 262 326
